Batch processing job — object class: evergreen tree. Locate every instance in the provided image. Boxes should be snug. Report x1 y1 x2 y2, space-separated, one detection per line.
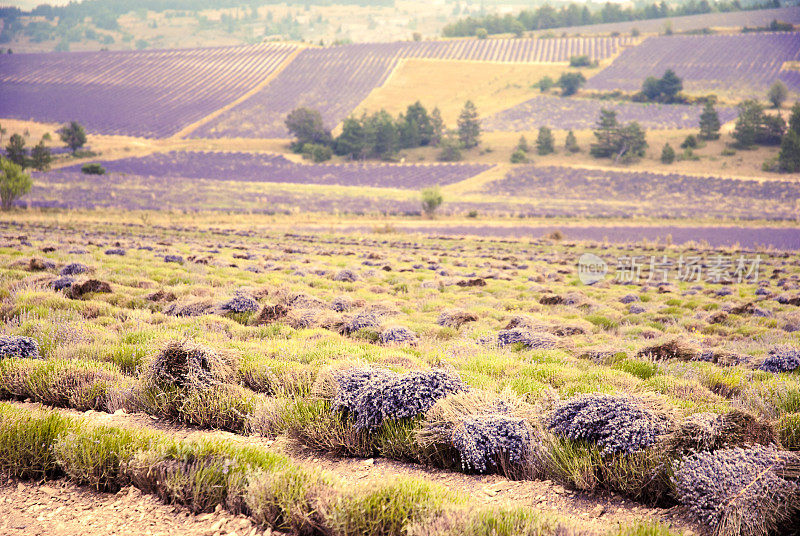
661 143 675 164
30 140 52 171
430 107 445 146
767 80 788 109
778 130 800 173
590 109 620 158
57 121 87 154
516 135 529 153
698 101 721 140
732 100 764 148
564 130 580 153
658 69 683 102
457 101 480 149
365 110 398 159
789 102 800 135
403 101 433 146
5 134 26 168
556 72 586 96
536 126 555 155
334 116 368 159
0 157 32 210
438 130 463 161
615 122 648 163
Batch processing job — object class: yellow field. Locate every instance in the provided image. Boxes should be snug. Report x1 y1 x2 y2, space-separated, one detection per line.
351 58 603 127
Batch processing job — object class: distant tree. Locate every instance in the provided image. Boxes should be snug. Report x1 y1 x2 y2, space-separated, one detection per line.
556 72 586 96
516 135 529 153
0 157 32 210
412 32 422 42
779 130 800 172
285 108 331 151
661 143 676 164
81 163 105 175
680 134 698 149
510 148 529 163
421 185 443 218
364 110 398 159
334 116 367 159
590 109 620 158
430 107 445 146
790 102 800 135
641 76 662 101
57 121 87 154
732 100 764 147
564 130 580 153
510 20 525 38
301 143 332 162
658 69 683 102
457 101 480 149
30 140 52 171
759 114 786 145
767 80 788 109
0 123 6 145
398 101 433 148
535 76 554 93
698 101 721 140
536 126 555 155
437 131 463 161
475 28 488 39
615 122 648 163
569 55 594 67
5 134 26 168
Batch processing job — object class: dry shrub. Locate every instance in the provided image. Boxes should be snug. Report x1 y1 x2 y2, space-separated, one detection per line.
285 308 341 331
145 289 177 302
163 298 215 317
247 396 291 437
253 303 288 325
667 410 776 455
436 309 478 329
636 337 699 361
417 390 541 479
245 467 330 535
66 279 112 299
144 340 233 389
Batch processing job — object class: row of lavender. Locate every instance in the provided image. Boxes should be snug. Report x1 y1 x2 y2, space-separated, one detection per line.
55 150 491 189
191 37 635 139
482 96 738 131
0 43 298 138
585 32 800 95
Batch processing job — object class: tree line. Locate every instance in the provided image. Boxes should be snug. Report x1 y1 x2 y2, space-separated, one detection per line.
442 0 782 38
285 101 482 163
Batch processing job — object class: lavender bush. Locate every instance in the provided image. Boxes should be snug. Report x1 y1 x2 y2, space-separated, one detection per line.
547 394 668 454
452 414 533 473
758 346 800 373
0 335 40 359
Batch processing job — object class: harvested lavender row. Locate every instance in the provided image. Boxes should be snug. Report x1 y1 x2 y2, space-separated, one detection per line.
546 394 668 454
672 445 800 535
585 33 800 95
331 367 467 430
482 96 737 131
54 151 490 190
0 43 298 138
451 414 533 474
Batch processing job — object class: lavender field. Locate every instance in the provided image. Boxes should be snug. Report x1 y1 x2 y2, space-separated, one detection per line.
585 32 800 95
193 37 634 138
54 150 491 189
482 96 737 131
0 43 298 137
482 165 800 220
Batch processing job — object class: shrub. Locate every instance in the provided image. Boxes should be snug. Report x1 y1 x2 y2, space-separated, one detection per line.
104 247 125 255
379 326 418 346
66 279 112 299
333 268 359 282
778 413 800 450
437 309 478 329
759 346 800 373
451 415 534 474
667 410 776 454
301 142 333 162
219 293 260 314
51 276 74 291
680 134 698 149
331 367 467 431
60 262 89 275
164 255 183 264
509 148 528 164
81 163 106 175
0 335 40 359
546 394 668 454
0 157 33 210
245 466 328 533
421 185 444 218
496 329 558 350
144 340 231 390
0 407 69 479
672 445 800 536
660 143 675 164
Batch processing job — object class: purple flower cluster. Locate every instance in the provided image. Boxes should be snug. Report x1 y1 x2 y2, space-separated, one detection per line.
0 335 40 359
219 294 260 314
164 255 184 264
452 414 532 473
50 276 74 291
758 346 800 373
379 326 418 345
332 367 467 430
333 269 359 282
585 33 800 95
497 328 559 350
547 394 667 454
482 96 737 131
55 151 489 190
672 445 800 531
105 248 126 256
60 262 89 276
0 43 298 137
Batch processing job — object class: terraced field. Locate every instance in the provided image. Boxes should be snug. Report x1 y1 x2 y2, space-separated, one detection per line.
585 32 800 97
1 212 799 536
0 43 300 138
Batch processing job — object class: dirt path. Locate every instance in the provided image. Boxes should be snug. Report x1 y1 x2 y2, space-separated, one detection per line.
0 478 271 536
6 402 702 535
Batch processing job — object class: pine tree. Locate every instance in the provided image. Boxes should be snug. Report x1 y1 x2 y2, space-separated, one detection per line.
661 143 675 164
779 130 800 173
457 100 480 149
516 135 529 153
789 102 800 135
698 101 721 140
590 109 619 158
4 134 26 168
564 130 579 153
536 126 555 155
430 107 445 147
30 140 52 171
57 121 88 154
